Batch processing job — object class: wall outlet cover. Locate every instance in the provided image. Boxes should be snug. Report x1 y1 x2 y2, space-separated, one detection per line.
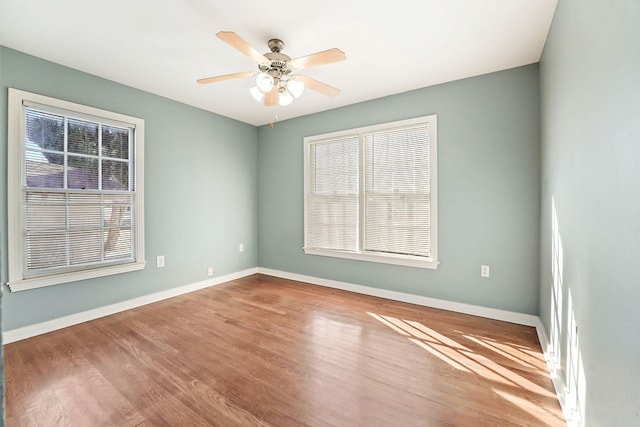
481 265 490 278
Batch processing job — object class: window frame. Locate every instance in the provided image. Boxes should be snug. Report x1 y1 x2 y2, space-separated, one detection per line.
303 115 438 269
7 88 146 292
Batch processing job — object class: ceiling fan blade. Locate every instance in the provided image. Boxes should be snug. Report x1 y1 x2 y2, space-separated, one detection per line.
288 48 346 70
264 87 278 107
197 71 254 84
216 31 269 64
297 75 341 97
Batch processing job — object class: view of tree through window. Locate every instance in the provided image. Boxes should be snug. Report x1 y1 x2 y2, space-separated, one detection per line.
26 111 130 190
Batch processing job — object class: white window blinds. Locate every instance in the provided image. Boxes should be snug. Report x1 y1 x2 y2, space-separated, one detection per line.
363 124 431 257
306 135 359 252
304 115 438 269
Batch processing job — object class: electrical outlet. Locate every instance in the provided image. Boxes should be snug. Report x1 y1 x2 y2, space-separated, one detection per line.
207 267 214 277
156 255 165 268
239 243 244 252
481 265 490 278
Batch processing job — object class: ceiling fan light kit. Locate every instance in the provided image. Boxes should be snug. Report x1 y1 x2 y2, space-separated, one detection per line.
197 32 346 107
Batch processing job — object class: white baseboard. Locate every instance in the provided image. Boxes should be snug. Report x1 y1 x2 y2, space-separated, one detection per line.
257 267 539 327
2 267 258 344
3 267 539 344
535 317 572 425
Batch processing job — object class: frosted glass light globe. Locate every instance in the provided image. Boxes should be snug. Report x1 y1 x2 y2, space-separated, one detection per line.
287 79 305 98
255 73 274 93
279 89 294 106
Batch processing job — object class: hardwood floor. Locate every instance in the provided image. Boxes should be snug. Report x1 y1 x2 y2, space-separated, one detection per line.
4 274 565 426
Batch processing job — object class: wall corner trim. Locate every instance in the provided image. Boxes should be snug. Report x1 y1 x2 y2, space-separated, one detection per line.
2 267 259 344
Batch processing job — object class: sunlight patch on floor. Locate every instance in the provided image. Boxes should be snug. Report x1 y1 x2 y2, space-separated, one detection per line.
367 310 563 424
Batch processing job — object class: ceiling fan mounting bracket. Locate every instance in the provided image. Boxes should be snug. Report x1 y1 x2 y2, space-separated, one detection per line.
268 39 285 53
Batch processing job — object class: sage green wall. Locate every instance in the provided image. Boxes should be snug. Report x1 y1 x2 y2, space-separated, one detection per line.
0 47 258 330
539 0 640 424
258 64 541 314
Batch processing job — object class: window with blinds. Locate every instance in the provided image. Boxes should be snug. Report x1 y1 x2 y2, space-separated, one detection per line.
8 88 146 291
304 115 438 269
306 135 359 252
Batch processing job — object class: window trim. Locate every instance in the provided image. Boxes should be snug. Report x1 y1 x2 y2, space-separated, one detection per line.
303 115 438 269
7 88 146 292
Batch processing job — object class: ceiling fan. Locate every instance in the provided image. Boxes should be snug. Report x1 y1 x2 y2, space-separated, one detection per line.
197 31 346 107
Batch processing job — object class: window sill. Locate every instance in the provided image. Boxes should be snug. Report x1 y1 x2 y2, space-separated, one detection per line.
7 260 146 292
303 248 439 270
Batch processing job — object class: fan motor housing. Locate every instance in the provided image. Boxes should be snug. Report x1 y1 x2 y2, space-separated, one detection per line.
261 48 294 79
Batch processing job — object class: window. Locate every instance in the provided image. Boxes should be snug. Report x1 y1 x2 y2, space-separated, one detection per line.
304 115 438 269
7 88 145 291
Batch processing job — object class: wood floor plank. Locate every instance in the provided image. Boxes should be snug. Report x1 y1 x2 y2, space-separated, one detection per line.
4 274 565 426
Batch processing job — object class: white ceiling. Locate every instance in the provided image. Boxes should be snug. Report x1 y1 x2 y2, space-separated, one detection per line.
0 0 557 126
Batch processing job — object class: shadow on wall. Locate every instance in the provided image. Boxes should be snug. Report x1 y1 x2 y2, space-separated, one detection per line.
548 198 587 426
